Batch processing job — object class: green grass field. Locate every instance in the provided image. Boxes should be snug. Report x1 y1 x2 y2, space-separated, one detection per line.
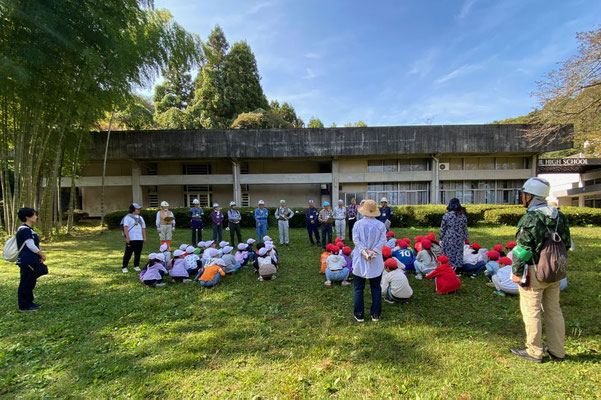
1 223 600 399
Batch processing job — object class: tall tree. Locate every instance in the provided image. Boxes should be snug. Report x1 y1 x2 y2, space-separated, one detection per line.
270 100 304 127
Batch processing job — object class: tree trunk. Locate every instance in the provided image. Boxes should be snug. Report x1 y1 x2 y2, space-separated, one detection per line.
100 110 115 227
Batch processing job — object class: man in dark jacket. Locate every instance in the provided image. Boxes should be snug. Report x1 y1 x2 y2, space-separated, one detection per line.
305 200 320 246
377 197 392 229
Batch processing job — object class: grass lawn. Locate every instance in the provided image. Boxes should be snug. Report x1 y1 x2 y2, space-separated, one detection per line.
1 223 600 399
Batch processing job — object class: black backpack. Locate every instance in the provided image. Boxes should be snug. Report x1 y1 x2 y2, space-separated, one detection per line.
535 214 568 283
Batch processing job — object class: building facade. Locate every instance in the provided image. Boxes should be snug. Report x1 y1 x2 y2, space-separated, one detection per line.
539 158 601 207
65 125 572 216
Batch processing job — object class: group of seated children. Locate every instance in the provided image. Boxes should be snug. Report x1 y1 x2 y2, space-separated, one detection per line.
139 238 262 288
320 238 352 286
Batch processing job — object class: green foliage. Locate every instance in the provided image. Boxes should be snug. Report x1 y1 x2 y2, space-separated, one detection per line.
230 112 264 129
1 224 600 398
269 100 304 128
112 94 155 130
307 117 325 128
483 206 601 226
343 121 368 127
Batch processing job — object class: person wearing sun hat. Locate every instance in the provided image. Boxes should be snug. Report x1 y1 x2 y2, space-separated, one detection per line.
275 200 294 246
440 198 468 271
425 255 461 294
461 242 486 278
155 201 175 248
351 199 387 323
318 201 334 251
381 258 412 304
254 200 269 242
493 244 506 257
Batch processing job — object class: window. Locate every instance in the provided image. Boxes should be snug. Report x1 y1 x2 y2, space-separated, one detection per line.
240 162 249 174
464 158 494 170
144 163 158 175
184 164 211 175
184 185 211 207
495 157 528 170
339 192 366 205
398 159 430 171
148 194 159 208
241 184 250 206
367 182 429 205
440 180 523 205
368 159 431 172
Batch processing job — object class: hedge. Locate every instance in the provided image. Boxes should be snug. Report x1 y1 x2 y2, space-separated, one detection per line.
104 205 601 230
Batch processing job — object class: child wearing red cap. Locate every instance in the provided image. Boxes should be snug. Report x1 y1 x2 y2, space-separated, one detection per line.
413 236 423 255
493 244 506 257
505 241 517 262
491 256 519 296
460 243 486 278
381 258 412 304
341 246 353 276
320 244 336 274
484 250 501 280
425 255 461 294
382 245 406 271
325 252 351 286
415 238 437 280
392 239 415 272
385 231 396 248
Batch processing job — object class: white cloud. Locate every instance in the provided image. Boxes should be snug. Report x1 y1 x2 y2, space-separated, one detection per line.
434 64 483 85
457 0 477 20
407 48 439 77
304 52 321 59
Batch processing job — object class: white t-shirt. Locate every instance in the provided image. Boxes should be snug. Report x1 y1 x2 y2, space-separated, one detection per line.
123 214 146 241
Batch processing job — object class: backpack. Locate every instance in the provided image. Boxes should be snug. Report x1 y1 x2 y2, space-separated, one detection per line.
535 214 568 283
2 226 29 262
120 214 140 237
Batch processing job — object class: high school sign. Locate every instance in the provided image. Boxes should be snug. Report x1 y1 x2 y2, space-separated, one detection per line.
537 158 601 173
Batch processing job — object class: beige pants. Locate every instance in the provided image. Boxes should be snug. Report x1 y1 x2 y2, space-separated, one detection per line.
159 224 173 241
518 266 565 359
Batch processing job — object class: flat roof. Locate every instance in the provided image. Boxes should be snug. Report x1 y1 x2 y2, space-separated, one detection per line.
88 124 573 161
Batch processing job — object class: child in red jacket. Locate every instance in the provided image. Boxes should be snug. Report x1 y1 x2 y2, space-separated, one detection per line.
426 255 461 294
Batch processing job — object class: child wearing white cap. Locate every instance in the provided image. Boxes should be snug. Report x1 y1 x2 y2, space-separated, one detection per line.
265 242 279 264
221 246 240 274
218 241 229 257
159 243 171 268
235 243 250 268
141 253 168 287
246 238 256 263
185 246 201 277
257 247 278 281
196 258 226 288
168 249 191 282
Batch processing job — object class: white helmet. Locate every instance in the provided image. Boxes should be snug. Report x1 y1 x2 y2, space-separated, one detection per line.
230 201 236 206
192 199 200 205
380 197 388 203
522 177 550 198
160 201 169 207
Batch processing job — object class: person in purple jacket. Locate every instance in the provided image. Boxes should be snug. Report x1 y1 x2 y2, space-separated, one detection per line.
210 203 224 242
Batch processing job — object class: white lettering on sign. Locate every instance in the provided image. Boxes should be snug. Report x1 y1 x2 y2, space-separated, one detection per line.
538 159 589 166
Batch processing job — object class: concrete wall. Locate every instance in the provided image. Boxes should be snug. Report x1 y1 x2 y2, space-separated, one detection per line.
82 186 132 216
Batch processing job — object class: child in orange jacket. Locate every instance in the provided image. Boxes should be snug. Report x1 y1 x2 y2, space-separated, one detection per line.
320 244 337 273
196 258 226 288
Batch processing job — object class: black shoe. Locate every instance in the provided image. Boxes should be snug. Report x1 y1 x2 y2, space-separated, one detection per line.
31 303 42 309
509 347 542 363
543 346 566 362
19 305 40 312
354 315 364 323
371 314 380 322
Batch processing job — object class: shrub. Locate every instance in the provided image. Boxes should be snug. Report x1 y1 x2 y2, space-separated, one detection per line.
483 208 525 226
561 207 601 226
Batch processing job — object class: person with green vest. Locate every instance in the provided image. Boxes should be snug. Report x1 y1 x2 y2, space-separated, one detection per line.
275 200 294 246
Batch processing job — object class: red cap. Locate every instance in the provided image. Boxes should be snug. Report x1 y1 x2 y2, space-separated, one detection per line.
382 246 392 258
437 255 449 263
421 238 432 250
494 244 503 252
506 241 517 249
335 238 343 244
326 244 337 252
342 246 351 255
498 257 512 266
426 232 436 240
337 242 344 248
465 239 470 244
384 258 398 269
486 250 500 260
395 239 404 245
414 235 423 241
470 243 481 251
386 231 395 238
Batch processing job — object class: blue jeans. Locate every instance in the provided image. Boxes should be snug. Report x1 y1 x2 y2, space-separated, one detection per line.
199 274 221 287
212 225 223 242
353 274 382 318
256 222 267 242
461 261 486 276
325 268 349 282
224 263 241 274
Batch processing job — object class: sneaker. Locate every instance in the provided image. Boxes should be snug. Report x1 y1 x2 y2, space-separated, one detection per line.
354 315 364 323
485 282 495 288
272 275 277 279
415 273 423 280
341 280 351 286
470 274 478 279
371 314 380 322
155 283 166 287
383 298 395 304
258 276 264 281
183 279 191 282
543 346 566 362
494 290 506 297
133 266 141 272
324 280 332 286
122 267 128 273
509 347 542 363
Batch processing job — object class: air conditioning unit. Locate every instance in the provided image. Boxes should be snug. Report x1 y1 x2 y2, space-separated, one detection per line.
439 163 450 171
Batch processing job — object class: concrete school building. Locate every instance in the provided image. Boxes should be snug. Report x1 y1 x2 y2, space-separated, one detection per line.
539 157 601 208
64 124 572 217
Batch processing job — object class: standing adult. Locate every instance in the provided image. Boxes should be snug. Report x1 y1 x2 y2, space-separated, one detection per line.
305 200 321 246
318 202 334 250
15 208 46 312
347 198 358 241
439 198 468 271
122 203 146 273
357 200 366 221
333 199 347 240
190 199 203 245
275 200 294 246
509 177 571 363
210 203 223 242
254 200 269 242
377 197 392 229
351 199 387 322
155 201 175 248
227 201 242 246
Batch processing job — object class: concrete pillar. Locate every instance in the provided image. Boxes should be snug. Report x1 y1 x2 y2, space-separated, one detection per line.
232 159 241 205
578 195 585 207
431 156 440 204
531 155 538 177
332 158 339 204
131 163 143 205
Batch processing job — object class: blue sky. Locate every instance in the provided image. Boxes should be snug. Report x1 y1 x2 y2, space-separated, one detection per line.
150 0 601 126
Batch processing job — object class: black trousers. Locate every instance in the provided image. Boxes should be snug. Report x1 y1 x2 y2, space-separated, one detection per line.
321 223 333 250
349 218 357 241
18 264 37 309
229 223 242 246
123 240 144 269
191 221 203 245
306 222 320 244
